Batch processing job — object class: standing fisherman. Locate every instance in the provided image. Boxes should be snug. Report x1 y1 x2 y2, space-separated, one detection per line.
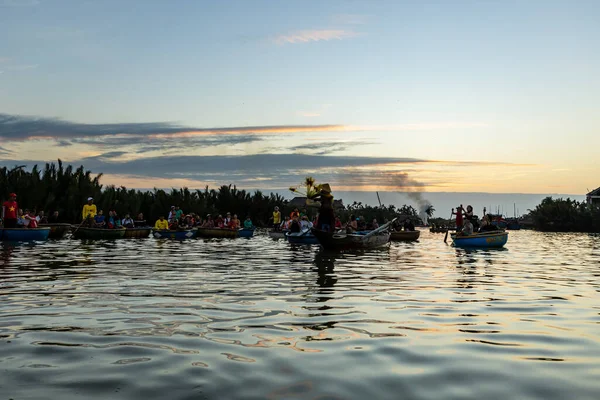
313 184 334 232
2 193 19 228
82 197 97 227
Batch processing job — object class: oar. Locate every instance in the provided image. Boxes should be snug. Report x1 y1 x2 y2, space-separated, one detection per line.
72 218 87 234
444 210 453 243
364 218 397 239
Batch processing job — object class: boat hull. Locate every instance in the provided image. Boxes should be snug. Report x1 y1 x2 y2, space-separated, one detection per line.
73 227 126 240
311 229 391 250
152 229 196 239
390 230 420 241
39 223 71 239
124 227 152 238
451 232 508 248
0 228 51 242
196 228 238 238
286 231 320 245
238 228 255 238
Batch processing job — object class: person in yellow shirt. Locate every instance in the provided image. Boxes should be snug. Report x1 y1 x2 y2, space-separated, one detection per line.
154 216 169 230
272 206 281 229
82 197 97 226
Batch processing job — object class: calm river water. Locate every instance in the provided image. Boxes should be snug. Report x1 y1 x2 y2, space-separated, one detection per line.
1 230 599 399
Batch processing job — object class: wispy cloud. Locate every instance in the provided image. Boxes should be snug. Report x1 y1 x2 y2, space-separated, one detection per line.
290 141 376 155
273 29 359 45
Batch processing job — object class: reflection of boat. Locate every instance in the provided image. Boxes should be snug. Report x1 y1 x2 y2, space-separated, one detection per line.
72 227 126 240
196 227 238 238
0 227 51 241
152 229 196 239
123 227 152 238
451 231 508 248
238 228 255 238
390 230 420 241
268 230 287 240
286 230 320 245
39 223 71 239
312 229 390 250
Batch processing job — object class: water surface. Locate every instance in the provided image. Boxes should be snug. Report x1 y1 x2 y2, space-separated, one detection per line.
1 230 599 399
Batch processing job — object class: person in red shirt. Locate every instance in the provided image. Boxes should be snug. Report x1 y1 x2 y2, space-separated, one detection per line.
26 211 38 228
2 193 18 228
452 205 464 231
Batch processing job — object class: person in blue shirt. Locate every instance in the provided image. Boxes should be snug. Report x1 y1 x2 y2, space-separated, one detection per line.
94 210 106 228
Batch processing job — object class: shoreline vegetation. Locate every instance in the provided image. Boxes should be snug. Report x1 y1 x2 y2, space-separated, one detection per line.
1 161 597 233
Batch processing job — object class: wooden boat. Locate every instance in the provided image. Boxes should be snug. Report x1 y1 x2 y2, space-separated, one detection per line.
123 227 152 238
0 227 51 242
505 218 521 230
286 230 320 245
196 227 238 238
390 230 420 241
268 230 287 240
72 227 126 240
451 231 508 248
238 228 255 238
152 229 196 239
39 223 71 239
311 229 390 250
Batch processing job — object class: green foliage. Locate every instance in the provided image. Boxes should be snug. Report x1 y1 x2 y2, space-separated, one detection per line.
0 161 286 226
530 197 600 232
1 161 432 227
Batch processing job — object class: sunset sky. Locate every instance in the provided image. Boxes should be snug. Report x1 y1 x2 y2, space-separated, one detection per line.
1 0 598 194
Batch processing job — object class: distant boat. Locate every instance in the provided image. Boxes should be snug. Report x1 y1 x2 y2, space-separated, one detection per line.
505 218 521 230
39 223 71 239
390 230 420 241
124 227 153 238
0 227 51 242
286 230 320 245
72 227 126 240
451 231 508 248
238 228 255 238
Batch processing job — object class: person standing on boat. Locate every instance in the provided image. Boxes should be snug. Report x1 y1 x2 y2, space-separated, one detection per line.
452 205 464 231
154 216 169 230
2 193 19 228
312 184 334 232
175 206 184 221
82 197 97 227
272 207 281 230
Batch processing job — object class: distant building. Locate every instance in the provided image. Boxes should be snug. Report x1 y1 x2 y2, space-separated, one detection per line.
586 187 600 206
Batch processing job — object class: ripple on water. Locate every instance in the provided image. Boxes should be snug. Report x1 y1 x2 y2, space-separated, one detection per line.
1 230 600 399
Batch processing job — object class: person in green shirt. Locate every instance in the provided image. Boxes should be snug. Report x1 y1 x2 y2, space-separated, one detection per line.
175 206 184 220
243 216 254 229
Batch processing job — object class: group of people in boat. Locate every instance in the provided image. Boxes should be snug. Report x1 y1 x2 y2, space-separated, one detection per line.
82 197 146 229
154 208 254 231
453 204 502 236
1 193 61 229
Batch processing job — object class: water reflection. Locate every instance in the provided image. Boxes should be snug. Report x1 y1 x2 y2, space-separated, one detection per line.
0 231 599 400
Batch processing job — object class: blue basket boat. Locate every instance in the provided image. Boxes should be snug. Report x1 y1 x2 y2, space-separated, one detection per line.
238 228 255 238
286 230 320 245
152 229 197 240
451 231 508 248
0 227 51 242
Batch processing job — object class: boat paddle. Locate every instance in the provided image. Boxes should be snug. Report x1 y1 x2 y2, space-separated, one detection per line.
444 210 453 243
364 218 397 239
72 218 87 234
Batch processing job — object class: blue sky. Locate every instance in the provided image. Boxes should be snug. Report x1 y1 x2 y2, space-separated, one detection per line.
0 0 598 194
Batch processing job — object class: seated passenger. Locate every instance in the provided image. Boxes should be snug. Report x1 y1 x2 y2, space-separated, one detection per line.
94 210 106 228
26 211 38 228
215 215 224 228
229 214 241 229
122 213 135 228
334 217 343 230
202 215 215 228
461 219 474 236
243 216 254 229
289 217 301 233
37 211 48 224
403 219 415 231
300 215 313 231
154 216 169 230
134 213 146 227
479 215 497 232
